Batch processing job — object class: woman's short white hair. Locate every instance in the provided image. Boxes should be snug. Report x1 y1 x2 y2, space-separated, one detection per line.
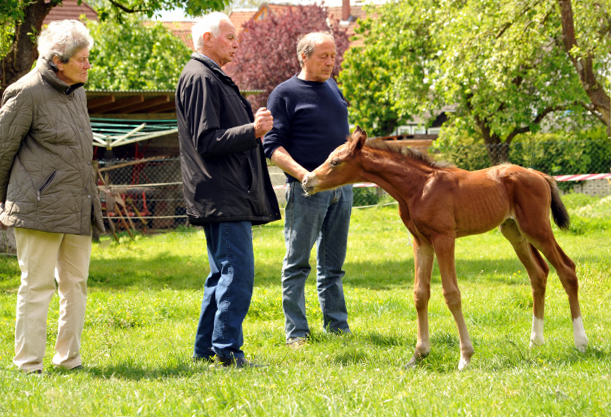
37 20 93 63
192 12 231 52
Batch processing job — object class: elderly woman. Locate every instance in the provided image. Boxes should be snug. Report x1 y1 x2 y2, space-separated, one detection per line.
0 20 104 374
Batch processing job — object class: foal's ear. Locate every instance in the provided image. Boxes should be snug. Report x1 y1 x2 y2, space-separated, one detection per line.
349 126 367 153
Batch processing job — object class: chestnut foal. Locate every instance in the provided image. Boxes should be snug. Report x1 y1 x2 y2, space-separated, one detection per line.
302 127 587 370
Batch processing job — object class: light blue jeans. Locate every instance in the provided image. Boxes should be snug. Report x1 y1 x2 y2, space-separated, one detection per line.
282 182 353 341
194 221 254 360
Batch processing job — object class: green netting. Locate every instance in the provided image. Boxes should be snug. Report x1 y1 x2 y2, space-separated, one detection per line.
90 118 178 148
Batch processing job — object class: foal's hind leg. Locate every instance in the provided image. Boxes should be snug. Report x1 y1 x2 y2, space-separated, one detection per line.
516 218 588 351
500 219 550 347
406 239 434 368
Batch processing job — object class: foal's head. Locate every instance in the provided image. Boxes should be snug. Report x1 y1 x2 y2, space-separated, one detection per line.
302 126 368 194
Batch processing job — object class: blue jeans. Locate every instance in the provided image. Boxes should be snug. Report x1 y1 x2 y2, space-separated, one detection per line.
282 182 353 341
194 221 254 360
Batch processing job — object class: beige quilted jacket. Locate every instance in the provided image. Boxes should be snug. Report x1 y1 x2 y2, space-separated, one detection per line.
0 59 104 235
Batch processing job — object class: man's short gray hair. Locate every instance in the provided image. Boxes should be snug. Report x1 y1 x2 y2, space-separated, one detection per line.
192 12 231 52
37 20 93 63
297 32 335 67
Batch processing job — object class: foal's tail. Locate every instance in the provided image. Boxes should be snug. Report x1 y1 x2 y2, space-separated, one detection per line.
543 174 570 230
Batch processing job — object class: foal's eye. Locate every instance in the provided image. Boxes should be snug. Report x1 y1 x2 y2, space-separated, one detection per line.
330 159 340 167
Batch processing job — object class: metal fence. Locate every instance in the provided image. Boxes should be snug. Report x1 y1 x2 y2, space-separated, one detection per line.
436 140 611 177
96 139 611 234
435 139 611 194
97 157 187 236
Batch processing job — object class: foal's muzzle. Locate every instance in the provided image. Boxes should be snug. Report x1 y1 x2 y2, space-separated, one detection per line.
301 174 317 195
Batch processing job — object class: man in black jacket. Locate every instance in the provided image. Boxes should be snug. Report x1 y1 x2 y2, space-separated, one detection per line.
176 12 281 368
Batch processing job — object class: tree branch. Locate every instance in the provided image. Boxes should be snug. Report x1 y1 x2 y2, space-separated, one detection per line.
558 0 610 126
577 100 607 125
107 0 147 14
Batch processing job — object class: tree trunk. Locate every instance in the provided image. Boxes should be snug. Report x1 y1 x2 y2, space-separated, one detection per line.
0 0 54 91
474 115 509 165
557 0 610 127
0 228 16 256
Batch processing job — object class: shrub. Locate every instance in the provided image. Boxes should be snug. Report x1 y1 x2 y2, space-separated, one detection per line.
434 127 611 176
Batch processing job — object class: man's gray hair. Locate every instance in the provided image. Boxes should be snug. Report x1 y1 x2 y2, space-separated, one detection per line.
192 12 231 52
296 32 335 68
37 20 93 63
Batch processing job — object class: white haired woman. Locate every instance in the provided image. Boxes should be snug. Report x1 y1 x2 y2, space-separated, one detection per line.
0 20 104 374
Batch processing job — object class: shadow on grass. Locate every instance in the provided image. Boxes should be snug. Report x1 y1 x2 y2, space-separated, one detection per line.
80 253 607 292
38 332 607 380
54 362 211 381
1 223 606 292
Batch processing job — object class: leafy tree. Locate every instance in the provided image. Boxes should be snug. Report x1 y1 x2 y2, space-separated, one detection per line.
86 16 191 90
225 4 350 109
427 0 590 164
0 0 229 91
340 0 609 165
338 1 439 137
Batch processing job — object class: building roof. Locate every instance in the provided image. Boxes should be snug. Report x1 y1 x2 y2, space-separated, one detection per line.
328 5 369 45
159 2 371 51
161 21 196 51
86 89 263 115
228 9 259 36
228 2 367 47
43 0 98 24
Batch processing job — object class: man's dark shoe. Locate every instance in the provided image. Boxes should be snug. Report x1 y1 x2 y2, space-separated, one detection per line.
286 337 307 349
27 369 42 375
218 357 265 368
70 365 83 371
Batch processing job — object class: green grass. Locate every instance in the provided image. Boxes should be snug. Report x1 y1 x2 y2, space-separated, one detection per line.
1 193 610 416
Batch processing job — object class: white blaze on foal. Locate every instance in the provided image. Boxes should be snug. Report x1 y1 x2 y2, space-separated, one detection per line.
530 316 545 347
573 316 588 352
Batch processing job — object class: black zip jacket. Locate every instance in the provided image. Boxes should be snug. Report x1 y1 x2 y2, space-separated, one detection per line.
176 54 280 225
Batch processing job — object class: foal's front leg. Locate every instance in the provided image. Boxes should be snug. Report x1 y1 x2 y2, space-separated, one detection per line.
433 235 474 370
406 239 434 368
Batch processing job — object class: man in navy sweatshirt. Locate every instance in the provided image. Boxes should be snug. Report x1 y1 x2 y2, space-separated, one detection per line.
263 32 353 348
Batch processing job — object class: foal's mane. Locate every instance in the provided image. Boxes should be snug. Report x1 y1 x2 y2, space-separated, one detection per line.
364 139 453 169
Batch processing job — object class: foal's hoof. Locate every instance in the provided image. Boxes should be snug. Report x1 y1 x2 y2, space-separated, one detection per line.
404 352 428 369
529 336 545 348
404 357 419 369
573 317 588 352
458 348 473 371
458 357 470 371
575 340 588 353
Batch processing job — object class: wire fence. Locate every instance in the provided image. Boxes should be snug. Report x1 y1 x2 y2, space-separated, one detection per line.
95 156 397 235
97 157 187 235
93 138 610 234
435 139 611 194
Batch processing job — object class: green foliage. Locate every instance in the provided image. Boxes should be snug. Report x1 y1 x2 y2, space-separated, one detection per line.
0 0 228 90
0 0 26 23
0 23 13 61
563 193 611 235
94 0 230 22
353 186 384 207
86 16 192 90
338 0 439 137
340 0 608 153
0 0 27 62
433 126 611 177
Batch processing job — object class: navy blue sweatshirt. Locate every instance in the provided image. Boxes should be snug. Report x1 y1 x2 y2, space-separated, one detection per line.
263 76 350 182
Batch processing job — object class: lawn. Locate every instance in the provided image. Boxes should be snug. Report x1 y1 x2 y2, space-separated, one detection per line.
0 193 610 416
